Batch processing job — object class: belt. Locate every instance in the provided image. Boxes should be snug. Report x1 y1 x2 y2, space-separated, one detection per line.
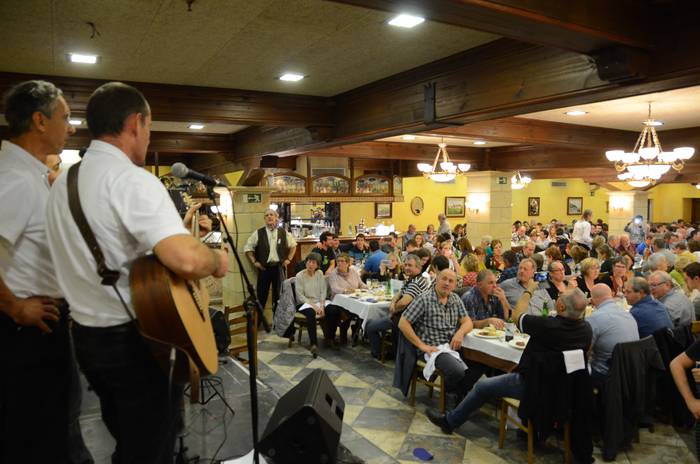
265 261 281 268
72 320 136 335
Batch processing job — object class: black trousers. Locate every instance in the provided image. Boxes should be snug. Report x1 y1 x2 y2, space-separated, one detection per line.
256 263 283 312
72 322 182 464
0 306 71 463
298 304 343 345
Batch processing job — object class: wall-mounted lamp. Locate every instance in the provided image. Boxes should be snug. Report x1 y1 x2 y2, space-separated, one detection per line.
609 195 630 214
466 194 488 215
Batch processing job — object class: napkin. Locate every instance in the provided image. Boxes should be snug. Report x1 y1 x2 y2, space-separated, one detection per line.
562 349 585 374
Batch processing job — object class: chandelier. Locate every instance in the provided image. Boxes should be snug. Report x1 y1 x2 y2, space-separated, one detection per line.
417 142 470 182
605 103 694 188
511 171 532 190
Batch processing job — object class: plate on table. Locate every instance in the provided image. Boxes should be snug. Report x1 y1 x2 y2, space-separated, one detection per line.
474 330 504 339
508 339 528 350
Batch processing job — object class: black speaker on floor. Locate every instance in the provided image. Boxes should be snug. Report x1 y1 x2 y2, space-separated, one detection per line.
259 368 344 463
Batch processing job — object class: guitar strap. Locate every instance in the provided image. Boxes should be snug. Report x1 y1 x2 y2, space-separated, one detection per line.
66 163 201 393
66 162 137 323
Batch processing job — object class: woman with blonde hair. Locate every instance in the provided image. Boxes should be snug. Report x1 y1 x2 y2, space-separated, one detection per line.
379 252 403 281
576 257 601 298
461 252 480 288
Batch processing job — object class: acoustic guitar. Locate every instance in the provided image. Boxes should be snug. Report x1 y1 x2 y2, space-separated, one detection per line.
129 194 219 396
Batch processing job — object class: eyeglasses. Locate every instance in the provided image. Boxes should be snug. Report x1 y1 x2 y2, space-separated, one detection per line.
649 282 668 288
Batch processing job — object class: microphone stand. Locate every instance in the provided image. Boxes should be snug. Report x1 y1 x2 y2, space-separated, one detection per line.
205 185 269 464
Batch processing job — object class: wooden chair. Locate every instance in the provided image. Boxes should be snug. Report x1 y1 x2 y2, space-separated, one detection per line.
291 311 325 346
692 321 700 336
408 359 447 414
379 329 393 363
224 305 257 371
498 397 571 464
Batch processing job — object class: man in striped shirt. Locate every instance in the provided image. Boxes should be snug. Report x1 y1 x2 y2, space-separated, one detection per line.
365 254 429 358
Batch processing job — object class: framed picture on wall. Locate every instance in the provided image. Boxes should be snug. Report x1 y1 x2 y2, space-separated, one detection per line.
445 196 466 217
375 202 392 219
528 197 540 216
567 197 583 216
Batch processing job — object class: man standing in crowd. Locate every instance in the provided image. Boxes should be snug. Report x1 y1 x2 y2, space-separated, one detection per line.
365 254 429 359
45 82 228 463
399 270 474 395
437 213 451 236
625 277 673 338
245 208 297 314
0 80 82 463
311 231 336 275
572 209 593 250
587 284 639 387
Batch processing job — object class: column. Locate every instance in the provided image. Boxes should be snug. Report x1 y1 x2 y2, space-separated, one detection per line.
607 191 649 235
465 171 513 249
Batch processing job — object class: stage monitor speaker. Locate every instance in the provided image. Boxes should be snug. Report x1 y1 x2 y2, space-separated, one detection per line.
259 368 344 463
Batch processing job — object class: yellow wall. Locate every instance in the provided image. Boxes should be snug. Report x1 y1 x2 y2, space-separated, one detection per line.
511 178 610 224
647 183 700 223
340 176 469 234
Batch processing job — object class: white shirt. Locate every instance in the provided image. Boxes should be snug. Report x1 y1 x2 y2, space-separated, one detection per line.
0 141 62 298
572 219 592 247
45 140 188 327
243 226 297 263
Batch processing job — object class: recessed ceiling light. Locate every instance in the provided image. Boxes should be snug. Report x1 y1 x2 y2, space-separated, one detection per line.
388 14 425 28
564 110 588 116
279 73 305 82
646 120 664 127
188 123 205 130
473 140 487 145
68 119 82 126
402 135 416 140
68 53 98 64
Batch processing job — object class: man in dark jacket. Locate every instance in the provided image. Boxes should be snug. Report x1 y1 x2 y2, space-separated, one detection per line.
426 284 592 434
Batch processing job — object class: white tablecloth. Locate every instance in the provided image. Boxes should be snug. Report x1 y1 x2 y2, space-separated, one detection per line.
462 332 524 365
332 293 390 329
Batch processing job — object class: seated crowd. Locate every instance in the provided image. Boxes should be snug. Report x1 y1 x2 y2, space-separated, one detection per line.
275 212 700 462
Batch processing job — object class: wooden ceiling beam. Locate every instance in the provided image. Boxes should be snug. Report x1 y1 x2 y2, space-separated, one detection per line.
429 117 636 149
0 72 333 127
304 141 482 163
330 0 652 54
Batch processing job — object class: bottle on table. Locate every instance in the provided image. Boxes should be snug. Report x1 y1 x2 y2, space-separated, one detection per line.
541 301 549 317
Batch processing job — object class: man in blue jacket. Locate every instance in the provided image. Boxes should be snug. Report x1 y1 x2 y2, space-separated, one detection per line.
624 277 672 338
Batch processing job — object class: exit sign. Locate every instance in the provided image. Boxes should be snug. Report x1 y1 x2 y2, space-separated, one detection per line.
497 177 507 184
245 193 262 203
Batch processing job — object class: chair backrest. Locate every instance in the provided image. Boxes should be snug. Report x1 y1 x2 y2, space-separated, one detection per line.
692 321 700 336
224 305 257 367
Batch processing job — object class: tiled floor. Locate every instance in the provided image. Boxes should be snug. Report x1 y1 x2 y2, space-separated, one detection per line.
256 330 699 464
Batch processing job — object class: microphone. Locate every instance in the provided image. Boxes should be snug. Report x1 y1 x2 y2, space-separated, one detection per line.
170 162 223 187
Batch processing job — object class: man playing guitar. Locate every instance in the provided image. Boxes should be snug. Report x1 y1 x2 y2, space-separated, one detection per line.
45 82 228 463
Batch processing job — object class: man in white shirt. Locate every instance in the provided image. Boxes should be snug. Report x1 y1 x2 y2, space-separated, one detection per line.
45 82 228 464
572 209 593 250
244 208 297 313
0 80 78 462
437 213 452 236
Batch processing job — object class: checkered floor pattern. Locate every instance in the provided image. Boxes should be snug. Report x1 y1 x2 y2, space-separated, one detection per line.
255 332 696 464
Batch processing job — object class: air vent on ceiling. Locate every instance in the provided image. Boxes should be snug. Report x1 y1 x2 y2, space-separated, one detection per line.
551 181 568 187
